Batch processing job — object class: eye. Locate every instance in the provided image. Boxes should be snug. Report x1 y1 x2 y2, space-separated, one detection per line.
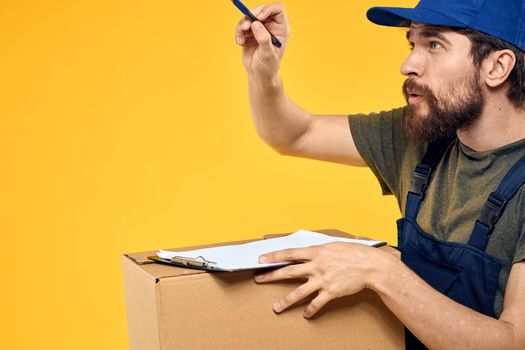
430 41 443 49
408 42 415 51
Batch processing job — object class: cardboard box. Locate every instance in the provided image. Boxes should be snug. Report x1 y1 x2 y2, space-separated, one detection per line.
122 229 404 349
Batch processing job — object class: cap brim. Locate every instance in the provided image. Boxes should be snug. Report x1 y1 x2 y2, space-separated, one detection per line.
367 7 466 28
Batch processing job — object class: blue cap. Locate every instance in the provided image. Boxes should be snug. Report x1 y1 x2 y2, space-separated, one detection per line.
367 0 525 52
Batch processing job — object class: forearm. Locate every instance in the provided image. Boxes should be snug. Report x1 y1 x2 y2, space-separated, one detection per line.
248 74 312 154
371 255 521 350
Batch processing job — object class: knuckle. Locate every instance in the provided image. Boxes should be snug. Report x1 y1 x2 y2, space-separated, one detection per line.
253 4 266 13
321 270 334 283
309 246 319 258
281 248 292 259
293 286 305 299
263 271 274 280
324 282 341 297
308 299 320 311
285 265 296 277
305 305 314 315
325 285 338 296
326 242 339 249
316 258 329 273
283 294 294 304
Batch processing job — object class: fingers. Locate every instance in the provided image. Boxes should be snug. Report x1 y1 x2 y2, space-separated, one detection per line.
235 3 288 46
255 3 287 24
272 280 320 313
235 17 251 46
255 262 310 283
249 4 267 19
259 246 315 264
235 4 264 46
250 21 273 52
303 291 332 319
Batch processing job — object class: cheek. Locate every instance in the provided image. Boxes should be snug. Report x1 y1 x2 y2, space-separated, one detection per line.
443 60 477 84
433 73 469 99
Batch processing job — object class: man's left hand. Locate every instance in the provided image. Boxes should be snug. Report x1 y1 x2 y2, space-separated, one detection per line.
255 242 392 318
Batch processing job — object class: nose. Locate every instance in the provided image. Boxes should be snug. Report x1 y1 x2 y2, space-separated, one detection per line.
400 50 423 77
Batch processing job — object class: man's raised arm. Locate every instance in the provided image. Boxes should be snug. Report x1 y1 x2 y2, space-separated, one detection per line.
235 3 366 167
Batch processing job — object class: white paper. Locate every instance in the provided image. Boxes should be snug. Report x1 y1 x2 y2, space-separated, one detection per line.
157 230 384 271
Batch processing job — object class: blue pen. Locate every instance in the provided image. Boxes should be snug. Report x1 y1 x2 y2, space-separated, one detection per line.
231 0 282 48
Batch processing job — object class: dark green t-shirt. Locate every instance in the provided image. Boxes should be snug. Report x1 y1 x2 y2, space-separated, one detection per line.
348 106 525 317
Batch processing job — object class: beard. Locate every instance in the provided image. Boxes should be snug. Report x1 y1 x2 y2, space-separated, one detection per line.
402 71 484 143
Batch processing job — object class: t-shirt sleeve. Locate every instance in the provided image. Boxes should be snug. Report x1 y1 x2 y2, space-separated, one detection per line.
513 217 525 264
348 107 411 198
509 187 525 264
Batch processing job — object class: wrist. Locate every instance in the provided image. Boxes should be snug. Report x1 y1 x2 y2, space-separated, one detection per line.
366 249 401 293
249 74 282 93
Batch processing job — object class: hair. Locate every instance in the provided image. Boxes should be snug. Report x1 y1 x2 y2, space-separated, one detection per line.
452 28 525 107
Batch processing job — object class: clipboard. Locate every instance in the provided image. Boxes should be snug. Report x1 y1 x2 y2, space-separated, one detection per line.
148 255 226 271
147 254 292 272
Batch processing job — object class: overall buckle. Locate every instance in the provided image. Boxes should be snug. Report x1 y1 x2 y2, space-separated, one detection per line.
409 164 432 197
477 192 508 230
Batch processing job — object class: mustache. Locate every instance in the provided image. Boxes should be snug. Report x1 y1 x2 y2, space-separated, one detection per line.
402 79 436 102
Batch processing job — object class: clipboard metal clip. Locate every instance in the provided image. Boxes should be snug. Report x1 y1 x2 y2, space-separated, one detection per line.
170 255 217 268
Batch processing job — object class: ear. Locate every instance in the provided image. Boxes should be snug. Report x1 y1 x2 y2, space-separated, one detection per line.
481 49 516 88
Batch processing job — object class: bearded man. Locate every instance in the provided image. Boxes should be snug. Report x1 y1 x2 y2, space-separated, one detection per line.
234 1 525 349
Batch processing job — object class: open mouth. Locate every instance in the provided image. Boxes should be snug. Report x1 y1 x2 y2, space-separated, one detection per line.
407 92 423 103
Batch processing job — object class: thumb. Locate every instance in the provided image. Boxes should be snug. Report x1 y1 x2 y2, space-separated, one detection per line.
251 21 273 53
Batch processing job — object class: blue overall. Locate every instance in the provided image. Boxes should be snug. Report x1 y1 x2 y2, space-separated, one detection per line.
397 138 525 349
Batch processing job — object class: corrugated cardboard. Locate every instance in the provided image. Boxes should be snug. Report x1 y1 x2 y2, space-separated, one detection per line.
122 229 404 349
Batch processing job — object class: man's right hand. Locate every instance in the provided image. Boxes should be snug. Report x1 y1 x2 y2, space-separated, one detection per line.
235 3 290 80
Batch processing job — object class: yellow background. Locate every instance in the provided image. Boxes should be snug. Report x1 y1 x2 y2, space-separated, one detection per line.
1 0 416 348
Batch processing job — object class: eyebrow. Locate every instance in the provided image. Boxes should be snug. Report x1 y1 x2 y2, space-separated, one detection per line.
406 27 452 46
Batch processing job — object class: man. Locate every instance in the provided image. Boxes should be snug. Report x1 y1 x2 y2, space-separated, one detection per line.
234 1 525 349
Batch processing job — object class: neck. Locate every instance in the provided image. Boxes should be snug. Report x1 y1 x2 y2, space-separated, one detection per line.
457 97 525 152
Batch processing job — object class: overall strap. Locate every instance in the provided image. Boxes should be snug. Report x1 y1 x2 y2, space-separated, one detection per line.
468 153 525 251
405 137 456 219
